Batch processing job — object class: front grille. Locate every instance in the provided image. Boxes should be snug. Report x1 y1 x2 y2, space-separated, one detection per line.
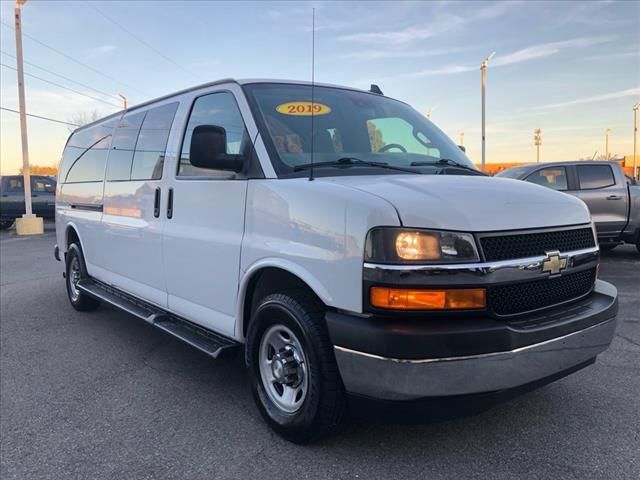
488 268 596 316
480 227 595 261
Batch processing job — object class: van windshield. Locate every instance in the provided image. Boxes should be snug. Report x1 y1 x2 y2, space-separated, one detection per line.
243 83 477 178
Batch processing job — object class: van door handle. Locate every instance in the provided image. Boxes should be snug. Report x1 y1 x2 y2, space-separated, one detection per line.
153 187 161 218
606 195 622 200
167 187 173 219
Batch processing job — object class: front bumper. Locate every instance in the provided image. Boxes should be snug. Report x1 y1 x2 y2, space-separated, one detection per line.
329 280 618 401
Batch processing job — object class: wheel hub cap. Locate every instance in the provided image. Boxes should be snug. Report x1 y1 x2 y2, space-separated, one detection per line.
258 325 309 413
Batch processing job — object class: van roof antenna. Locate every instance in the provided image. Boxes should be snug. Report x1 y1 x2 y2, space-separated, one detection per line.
309 7 316 182
369 84 383 95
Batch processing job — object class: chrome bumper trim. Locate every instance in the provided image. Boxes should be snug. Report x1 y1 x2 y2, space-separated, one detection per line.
334 316 617 400
363 247 599 286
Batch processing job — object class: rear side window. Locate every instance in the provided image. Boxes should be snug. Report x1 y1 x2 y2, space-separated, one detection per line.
577 165 615 190
106 103 178 181
60 118 117 183
525 167 568 191
178 92 250 177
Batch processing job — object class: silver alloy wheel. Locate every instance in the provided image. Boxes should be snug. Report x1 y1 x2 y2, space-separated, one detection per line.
258 324 308 414
69 256 81 302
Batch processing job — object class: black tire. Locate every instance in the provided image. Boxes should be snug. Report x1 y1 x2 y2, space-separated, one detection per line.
65 243 101 312
0 220 14 230
245 291 346 444
599 244 617 252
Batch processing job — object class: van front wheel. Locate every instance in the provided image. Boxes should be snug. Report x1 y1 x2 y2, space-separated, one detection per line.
65 243 100 312
245 291 346 443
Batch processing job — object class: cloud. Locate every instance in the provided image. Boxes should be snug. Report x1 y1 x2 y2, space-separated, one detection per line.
538 87 640 109
491 36 614 66
390 36 614 79
338 46 466 61
338 2 510 45
89 44 116 56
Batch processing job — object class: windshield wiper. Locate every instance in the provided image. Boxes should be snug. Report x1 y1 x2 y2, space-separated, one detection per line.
410 158 485 175
293 157 420 174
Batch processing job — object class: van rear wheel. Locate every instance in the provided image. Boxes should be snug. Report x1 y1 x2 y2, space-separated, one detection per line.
65 243 100 312
245 291 346 443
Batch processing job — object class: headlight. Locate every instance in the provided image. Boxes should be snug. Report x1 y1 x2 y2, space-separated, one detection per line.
365 228 480 264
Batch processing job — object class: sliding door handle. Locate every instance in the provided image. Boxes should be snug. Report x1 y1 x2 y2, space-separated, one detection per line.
606 194 622 200
153 187 161 218
167 188 174 219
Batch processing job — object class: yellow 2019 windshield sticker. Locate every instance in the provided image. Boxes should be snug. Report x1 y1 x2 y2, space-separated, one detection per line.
276 101 331 116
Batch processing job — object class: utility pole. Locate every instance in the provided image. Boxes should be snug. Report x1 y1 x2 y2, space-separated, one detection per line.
534 128 542 163
605 128 611 160
633 103 639 180
14 0 42 235
481 51 495 173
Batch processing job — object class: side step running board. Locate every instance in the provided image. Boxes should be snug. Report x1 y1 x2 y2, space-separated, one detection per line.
76 279 239 359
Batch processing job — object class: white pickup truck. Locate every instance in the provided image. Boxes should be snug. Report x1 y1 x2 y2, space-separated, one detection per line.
54 79 618 443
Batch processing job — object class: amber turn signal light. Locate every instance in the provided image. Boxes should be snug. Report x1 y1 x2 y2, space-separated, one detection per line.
370 287 486 310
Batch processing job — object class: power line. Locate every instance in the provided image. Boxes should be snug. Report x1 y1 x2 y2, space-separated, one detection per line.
1 62 122 108
0 19 147 96
87 3 197 79
1 50 122 103
0 106 79 127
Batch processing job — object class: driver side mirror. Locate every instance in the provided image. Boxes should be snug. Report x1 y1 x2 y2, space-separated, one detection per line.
44 184 55 193
458 145 466 153
189 125 244 172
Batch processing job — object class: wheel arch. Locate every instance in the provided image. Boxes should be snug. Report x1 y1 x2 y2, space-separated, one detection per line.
236 259 333 340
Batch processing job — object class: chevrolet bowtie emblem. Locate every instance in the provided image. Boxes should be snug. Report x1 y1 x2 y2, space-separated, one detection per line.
542 250 568 276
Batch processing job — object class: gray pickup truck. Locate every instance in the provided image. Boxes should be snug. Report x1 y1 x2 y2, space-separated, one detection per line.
0 175 56 229
497 161 639 253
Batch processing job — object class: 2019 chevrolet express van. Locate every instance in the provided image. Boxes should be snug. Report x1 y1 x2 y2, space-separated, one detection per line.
55 79 618 443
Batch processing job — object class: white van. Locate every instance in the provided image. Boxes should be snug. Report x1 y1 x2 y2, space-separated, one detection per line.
55 79 618 443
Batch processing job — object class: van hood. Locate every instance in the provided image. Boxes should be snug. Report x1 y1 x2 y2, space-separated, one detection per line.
322 175 591 232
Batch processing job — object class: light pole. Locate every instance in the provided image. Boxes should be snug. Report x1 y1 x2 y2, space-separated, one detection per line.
633 103 639 180
118 93 128 109
14 0 42 235
605 128 611 160
481 51 495 172
534 128 542 163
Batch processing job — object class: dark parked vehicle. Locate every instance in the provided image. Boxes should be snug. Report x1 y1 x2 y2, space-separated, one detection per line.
0 175 56 229
497 161 640 253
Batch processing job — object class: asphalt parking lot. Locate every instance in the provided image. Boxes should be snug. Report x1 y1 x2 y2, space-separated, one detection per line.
1 223 638 479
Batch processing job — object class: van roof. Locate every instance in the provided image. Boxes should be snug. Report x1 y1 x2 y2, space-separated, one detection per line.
71 79 388 134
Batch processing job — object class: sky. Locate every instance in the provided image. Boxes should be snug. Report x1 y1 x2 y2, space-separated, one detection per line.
0 0 639 174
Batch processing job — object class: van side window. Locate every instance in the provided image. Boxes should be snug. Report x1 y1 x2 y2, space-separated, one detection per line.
577 165 615 190
65 136 112 183
178 92 250 176
131 102 179 180
106 111 146 181
60 118 117 183
525 167 568 191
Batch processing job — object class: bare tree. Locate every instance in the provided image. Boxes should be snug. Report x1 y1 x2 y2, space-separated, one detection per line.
67 110 101 132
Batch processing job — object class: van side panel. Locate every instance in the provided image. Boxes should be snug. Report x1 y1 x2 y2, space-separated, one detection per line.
56 182 106 271
239 178 400 337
